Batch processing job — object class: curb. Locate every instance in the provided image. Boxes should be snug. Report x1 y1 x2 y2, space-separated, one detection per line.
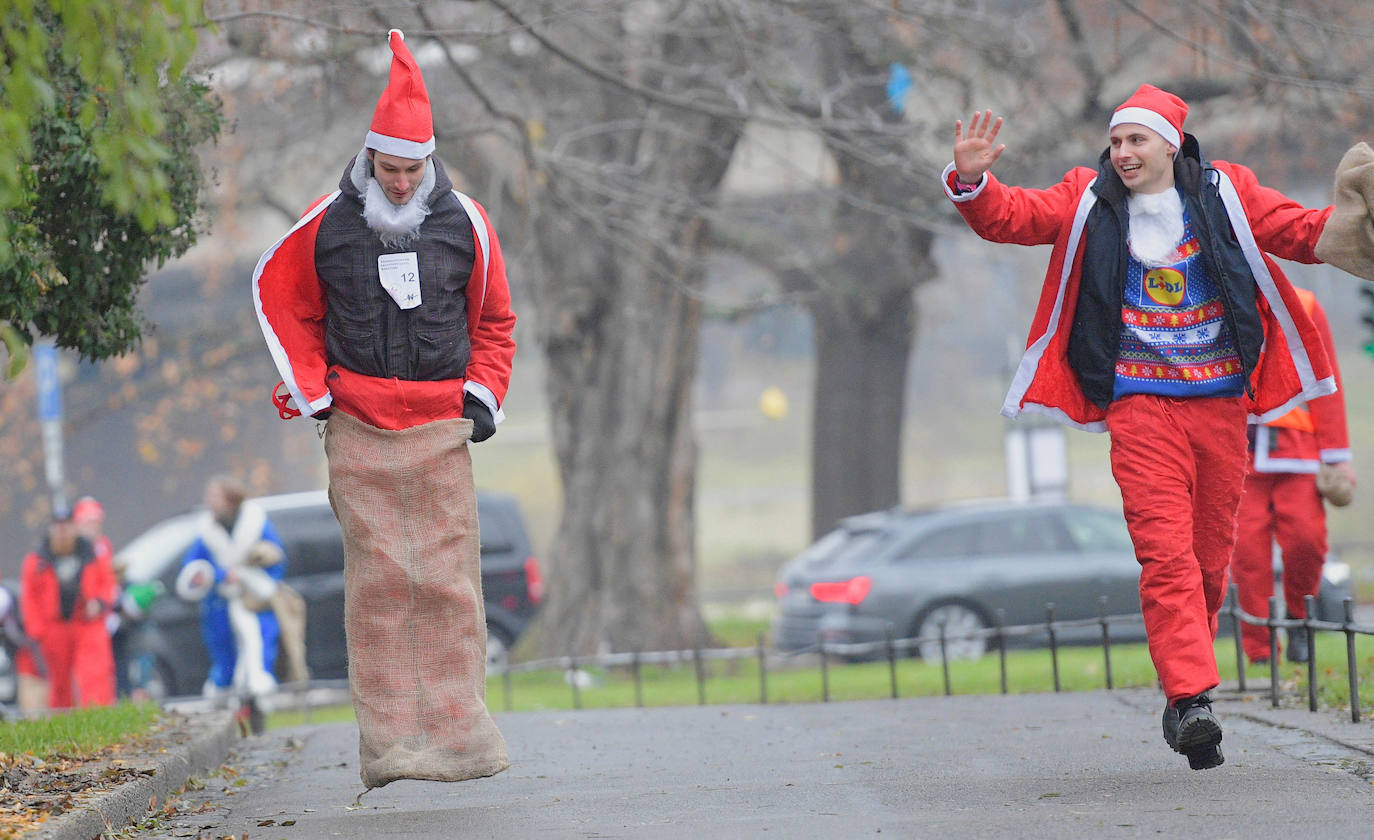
31 710 239 840
1215 690 1374 759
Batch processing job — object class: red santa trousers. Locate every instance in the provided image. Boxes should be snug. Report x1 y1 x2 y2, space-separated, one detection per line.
39 621 115 708
1105 394 1249 705
1231 470 1326 661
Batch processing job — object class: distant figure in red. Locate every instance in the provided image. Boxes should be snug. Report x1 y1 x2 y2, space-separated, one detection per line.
1230 289 1355 665
19 505 117 708
73 496 113 558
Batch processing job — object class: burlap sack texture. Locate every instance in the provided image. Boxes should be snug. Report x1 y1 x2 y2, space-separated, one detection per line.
1315 141 1374 282
325 411 509 789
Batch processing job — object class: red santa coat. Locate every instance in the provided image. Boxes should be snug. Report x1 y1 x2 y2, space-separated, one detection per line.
20 540 117 707
252 189 515 430
942 161 1337 432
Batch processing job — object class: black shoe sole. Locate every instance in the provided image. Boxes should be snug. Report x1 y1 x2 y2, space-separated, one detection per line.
1176 710 1223 770
1186 742 1224 770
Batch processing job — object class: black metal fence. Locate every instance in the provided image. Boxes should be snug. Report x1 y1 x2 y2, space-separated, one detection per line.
488 585 1374 721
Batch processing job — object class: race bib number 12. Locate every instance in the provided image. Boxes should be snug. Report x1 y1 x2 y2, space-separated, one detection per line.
378 252 421 310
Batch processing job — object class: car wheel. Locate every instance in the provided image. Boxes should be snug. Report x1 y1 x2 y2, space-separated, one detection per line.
486 623 514 669
914 602 989 662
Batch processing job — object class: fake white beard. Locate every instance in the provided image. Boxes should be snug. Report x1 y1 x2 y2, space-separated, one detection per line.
350 149 436 248
1126 189 1185 267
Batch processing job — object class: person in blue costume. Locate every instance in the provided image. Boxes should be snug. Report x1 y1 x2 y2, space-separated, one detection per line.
177 475 286 698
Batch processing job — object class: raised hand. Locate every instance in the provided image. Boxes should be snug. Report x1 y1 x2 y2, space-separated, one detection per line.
953 109 1006 184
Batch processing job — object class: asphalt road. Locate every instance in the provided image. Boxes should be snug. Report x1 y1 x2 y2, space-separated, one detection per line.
114 687 1374 840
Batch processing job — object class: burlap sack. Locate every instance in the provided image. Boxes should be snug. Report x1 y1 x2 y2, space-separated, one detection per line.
271 583 310 684
1315 141 1374 281
324 411 509 789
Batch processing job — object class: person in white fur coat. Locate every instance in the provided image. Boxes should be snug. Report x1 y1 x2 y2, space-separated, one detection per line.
176 475 286 699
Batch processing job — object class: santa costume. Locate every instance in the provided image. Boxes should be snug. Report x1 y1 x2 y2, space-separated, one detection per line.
252 29 513 789
945 83 1347 770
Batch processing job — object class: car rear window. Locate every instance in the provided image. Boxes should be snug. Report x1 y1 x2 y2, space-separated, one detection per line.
116 514 200 585
800 527 891 568
1060 506 1134 553
903 510 1072 559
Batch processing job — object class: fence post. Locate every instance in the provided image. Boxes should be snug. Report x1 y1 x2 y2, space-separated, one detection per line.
1046 604 1060 693
886 626 898 700
819 636 830 703
1229 584 1246 693
1097 597 1113 691
1344 598 1361 724
1304 594 1318 713
693 642 706 706
632 649 643 709
939 620 951 697
757 632 768 706
1268 596 1281 709
996 609 1008 696
569 653 582 710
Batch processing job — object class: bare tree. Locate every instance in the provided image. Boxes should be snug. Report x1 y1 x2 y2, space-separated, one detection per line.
13 0 1369 640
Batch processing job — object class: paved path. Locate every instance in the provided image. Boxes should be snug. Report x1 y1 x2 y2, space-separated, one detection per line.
120 688 1374 839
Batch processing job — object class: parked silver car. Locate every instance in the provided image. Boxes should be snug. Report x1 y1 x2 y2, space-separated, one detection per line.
771 497 1352 661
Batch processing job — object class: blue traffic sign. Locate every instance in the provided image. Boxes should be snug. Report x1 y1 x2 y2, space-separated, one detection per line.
35 343 62 422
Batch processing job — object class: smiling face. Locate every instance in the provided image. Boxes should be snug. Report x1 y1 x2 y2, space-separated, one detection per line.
368 150 428 205
1109 123 1177 195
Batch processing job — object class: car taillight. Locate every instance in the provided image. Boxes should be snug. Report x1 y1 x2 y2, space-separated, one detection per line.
809 576 871 605
774 581 788 599
524 557 545 604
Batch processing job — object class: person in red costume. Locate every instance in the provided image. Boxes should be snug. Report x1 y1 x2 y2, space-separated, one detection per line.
1230 289 1354 666
72 496 112 559
252 29 514 790
945 84 1358 770
19 505 116 708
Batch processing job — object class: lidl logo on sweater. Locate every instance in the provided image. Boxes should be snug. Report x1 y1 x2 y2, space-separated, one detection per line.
1145 268 1185 306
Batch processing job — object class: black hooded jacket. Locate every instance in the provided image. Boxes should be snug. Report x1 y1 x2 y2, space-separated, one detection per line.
314 156 476 382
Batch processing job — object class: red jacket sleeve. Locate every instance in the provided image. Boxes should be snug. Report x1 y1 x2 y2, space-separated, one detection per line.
252 195 336 417
948 167 1098 247
463 199 517 405
19 553 54 640
1217 161 1334 265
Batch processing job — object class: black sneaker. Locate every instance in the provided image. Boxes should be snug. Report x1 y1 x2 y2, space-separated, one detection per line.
1286 628 1310 663
1162 693 1224 770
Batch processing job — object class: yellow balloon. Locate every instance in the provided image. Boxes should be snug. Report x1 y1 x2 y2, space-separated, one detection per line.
759 386 789 420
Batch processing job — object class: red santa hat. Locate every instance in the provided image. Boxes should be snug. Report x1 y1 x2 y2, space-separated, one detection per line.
365 29 435 159
73 495 104 525
1109 84 1187 150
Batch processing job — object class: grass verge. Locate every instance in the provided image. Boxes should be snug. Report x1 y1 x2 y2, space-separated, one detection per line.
0 701 161 758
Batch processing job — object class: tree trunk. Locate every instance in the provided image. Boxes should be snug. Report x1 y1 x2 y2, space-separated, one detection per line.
533 216 713 654
809 285 916 538
522 4 744 656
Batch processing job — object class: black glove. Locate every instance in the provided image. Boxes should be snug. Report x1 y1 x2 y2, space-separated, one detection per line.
463 393 496 443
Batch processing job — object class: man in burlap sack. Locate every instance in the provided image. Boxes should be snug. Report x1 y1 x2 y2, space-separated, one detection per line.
252 28 515 789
